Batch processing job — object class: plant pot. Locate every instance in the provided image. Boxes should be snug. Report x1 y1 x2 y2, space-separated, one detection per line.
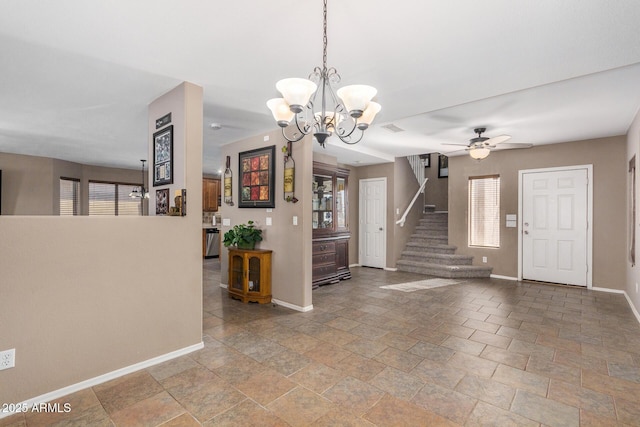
237 242 256 250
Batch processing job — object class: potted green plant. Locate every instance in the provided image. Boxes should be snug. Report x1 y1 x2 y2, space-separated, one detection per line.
223 220 263 250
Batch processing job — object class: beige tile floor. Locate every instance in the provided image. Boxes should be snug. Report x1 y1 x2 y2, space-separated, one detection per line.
3 258 640 426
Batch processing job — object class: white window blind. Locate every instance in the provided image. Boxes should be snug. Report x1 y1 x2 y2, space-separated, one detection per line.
469 175 500 248
89 181 141 216
59 177 80 216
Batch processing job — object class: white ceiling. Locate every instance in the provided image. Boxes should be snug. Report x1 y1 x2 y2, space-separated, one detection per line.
1 0 640 174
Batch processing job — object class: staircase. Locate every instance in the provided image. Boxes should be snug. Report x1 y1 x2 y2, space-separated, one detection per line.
396 211 492 279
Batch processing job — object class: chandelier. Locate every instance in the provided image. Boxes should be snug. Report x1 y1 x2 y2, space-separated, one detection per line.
129 159 149 199
266 0 381 147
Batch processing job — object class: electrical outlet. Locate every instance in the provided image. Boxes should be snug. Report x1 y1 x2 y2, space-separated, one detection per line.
0 349 15 370
482 256 487 263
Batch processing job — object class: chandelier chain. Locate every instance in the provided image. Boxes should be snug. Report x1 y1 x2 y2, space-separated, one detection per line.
322 0 328 72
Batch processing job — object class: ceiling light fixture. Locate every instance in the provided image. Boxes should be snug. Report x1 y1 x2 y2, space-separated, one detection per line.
469 146 490 160
266 0 381 147
129 159 150 199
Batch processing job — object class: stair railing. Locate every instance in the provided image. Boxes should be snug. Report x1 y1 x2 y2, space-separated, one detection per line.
407 155 426 193
396 178 428 227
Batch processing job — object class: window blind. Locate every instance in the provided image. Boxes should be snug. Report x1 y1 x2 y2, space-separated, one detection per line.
89 181 141 216
468 175 500 248
59 177 80 216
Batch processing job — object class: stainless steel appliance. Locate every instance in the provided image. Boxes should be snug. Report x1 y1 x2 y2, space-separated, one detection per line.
205 228 220 258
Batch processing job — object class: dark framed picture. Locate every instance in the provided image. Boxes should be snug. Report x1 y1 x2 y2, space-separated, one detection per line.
153 125 173 186
156 188 169 215
420 153 431 168
238 145 276 208
438 154 449 178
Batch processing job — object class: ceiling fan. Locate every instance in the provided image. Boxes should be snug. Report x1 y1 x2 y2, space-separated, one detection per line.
444 127 532 159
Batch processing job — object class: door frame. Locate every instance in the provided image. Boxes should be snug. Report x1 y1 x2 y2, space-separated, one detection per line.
359 177 387 269
517 165 593 288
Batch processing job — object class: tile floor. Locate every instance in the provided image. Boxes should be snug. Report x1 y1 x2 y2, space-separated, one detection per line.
3 259 640 426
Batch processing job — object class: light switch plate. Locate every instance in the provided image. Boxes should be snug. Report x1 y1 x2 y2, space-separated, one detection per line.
266 217 272 226
222 218 231 226
293 216 298 225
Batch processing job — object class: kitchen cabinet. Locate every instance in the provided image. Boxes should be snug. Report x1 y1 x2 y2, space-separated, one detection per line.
312 162 351 288
228 248 272 304
203 178 220 212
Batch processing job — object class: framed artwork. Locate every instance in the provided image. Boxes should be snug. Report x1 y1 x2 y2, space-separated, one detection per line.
153 125 173 186
238 145 276 208
438 154 449 178
156 188 169 215
420 153 431 168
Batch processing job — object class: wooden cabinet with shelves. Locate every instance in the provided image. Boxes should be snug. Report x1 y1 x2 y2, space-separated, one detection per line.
202 178 220 212
312 162 351 288
228 248 272 304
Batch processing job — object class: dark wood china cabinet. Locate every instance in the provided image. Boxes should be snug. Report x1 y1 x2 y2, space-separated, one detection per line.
312 161 351 288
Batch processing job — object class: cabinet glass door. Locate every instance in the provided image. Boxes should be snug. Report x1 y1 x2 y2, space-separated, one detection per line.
312 173 333 230
231 254 244 291
248 256 261 292
336 177 346 229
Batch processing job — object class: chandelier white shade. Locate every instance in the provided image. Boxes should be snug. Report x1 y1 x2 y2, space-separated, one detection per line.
275 78 318 112
357 101 382 129
336 85 377 117
266 0 380 146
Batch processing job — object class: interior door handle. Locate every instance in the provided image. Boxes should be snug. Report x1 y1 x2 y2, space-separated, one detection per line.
379 227 383 231
524 230 529 235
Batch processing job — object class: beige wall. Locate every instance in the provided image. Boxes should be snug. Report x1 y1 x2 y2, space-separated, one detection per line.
424 154 448 211
0 82 203 405
627 109 640 314
448 136 627 290
0 152 145 215
0 153 55 215
220 132 313 310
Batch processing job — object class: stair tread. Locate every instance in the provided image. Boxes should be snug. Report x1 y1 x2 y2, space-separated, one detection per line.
401 251 472 259
396 260 492 272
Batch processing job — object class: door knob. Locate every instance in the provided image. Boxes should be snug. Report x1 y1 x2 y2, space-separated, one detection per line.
524 230 529 235
379 227 383 231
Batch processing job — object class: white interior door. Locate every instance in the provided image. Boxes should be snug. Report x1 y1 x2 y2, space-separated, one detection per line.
521 167 590 286
359 178 386 268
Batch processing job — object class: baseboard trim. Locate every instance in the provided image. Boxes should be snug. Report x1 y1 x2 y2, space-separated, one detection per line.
384 267 398 272
349 263 361 268
272 298 313 312
592 287 640 325
490 274 518 281
219 283 228 289
0 342 204 419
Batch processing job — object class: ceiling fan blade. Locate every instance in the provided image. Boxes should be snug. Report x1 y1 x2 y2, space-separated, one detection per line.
441 143 471 147
486 135 511 145
492 142 533 150
442 148 469 155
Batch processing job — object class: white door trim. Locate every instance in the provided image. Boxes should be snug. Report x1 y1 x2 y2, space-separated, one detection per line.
359 177 387 269
518 164 593 288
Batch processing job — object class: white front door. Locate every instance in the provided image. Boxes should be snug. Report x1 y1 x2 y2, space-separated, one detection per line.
359 178 386 268
521 167 591 286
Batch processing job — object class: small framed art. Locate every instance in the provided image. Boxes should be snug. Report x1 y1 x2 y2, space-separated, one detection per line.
156 188 169 215
153 125 173 186
438 154 449 178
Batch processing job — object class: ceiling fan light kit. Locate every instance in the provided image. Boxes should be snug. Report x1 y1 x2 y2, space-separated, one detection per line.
469 146 491 160
266 0 380 147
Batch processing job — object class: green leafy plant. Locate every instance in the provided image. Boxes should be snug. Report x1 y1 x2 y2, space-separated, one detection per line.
223 220 263 249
